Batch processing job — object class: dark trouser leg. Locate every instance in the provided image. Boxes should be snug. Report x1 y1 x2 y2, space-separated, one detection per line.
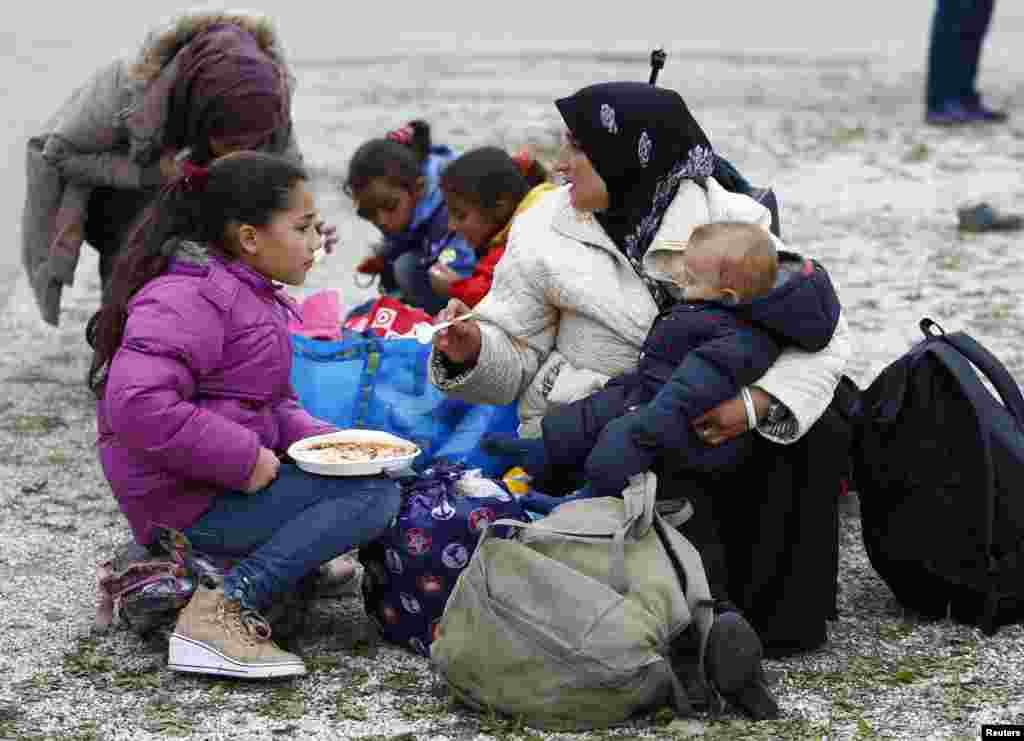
734 409 848 657
927 0 957 110
660 407 850 657
657 474 732 602
958 0 995 104
927 0 996 110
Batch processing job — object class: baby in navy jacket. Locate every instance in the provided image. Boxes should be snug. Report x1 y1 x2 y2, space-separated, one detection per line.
486 221 841 498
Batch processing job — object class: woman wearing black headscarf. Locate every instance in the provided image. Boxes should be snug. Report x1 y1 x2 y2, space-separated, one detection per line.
430 82 853 676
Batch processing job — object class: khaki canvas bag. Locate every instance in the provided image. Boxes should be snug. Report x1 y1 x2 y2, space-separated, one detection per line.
430 473 713 731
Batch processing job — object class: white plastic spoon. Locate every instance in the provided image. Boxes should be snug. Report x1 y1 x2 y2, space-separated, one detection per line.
413 312 477 344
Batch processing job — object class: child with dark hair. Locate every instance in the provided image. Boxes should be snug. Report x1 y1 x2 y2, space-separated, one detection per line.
431 146 555 307
344 120 475 313
88 151 401 680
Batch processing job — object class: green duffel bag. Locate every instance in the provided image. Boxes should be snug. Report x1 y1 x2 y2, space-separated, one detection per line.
430 473 714 731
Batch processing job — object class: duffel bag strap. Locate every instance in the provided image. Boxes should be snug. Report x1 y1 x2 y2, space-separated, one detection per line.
620 471 658 538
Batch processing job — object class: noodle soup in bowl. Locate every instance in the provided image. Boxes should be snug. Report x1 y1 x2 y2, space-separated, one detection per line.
288 429 421 476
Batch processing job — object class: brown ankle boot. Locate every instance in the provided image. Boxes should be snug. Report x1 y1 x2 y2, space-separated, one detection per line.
168 584 306 678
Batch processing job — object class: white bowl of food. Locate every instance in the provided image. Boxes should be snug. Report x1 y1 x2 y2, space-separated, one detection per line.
288 429 421 477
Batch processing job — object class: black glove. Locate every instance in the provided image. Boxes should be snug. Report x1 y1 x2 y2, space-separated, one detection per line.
584 415 657 498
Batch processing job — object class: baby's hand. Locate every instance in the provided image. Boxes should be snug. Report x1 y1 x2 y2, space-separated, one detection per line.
244 447 280 493
428 263 458 296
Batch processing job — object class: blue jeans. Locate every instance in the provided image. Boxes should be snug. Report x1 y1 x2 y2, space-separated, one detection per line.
184 464 401 612
926 0 995 110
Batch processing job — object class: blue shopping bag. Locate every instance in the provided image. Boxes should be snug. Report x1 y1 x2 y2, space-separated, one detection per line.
290 332 520 477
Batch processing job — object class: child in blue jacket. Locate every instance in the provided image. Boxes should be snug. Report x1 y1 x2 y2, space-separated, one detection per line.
485 221 842 500
344 120 475 313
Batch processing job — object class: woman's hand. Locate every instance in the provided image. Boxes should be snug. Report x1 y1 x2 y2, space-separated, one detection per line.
244 447 280 493
159 151 183 183
315 218 339 254
693 387 771 446
433 298 482 366
428 263 459 296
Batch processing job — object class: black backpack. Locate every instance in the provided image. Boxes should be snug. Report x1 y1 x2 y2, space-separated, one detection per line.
851 318 1024 634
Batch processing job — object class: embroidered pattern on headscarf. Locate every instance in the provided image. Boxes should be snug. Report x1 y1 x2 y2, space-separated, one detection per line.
621 143 717 309
637 131 652 167
600 104 619 134
623 144 715 262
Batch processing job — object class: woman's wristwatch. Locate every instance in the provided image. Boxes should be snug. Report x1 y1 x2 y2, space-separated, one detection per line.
765 397 787 424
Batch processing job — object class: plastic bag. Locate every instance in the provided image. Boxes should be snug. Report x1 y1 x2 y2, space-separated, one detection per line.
290 332 520 477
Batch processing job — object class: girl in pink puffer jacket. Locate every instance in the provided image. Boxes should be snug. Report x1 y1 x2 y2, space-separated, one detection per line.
88 151 400 680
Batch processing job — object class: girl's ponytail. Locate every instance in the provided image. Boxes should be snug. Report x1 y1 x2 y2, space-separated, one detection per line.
385 119 432 163
86 172 205 396
512 147 550 188
346 120 429 195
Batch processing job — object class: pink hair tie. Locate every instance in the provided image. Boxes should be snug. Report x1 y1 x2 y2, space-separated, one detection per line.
181 160 210 192
512 148 535 177
386 124 415 147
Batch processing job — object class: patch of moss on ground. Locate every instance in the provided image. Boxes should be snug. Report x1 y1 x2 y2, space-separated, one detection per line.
305 654 343 674
784 648 977 696
142 695 197 737
1 413 67 435
696 717 829 741
398 695 447 723
936 251 963 270
334 692 370 722
46 451 69 465
110 661 164 691
10 672 64 702
0 704 25 740
62 637 113 679
831 125 867 146
380 666 428 694
939 678 1009 723
255 685 306 722
876 620 915 642
473 710 548 741
903 143 930 163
